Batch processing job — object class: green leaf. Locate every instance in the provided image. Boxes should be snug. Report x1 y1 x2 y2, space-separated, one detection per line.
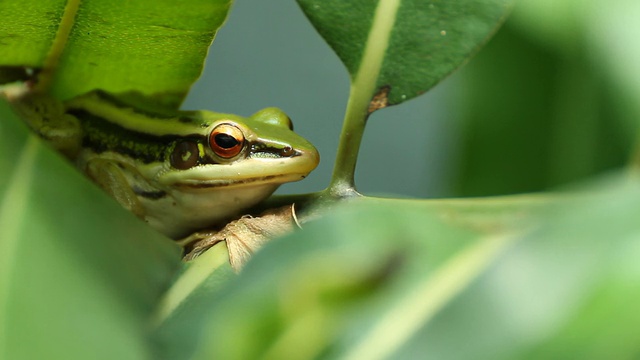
0 0 233 107
0 99 182 359
152 195 542 358
451 1 636 196
151 176 640 359
399 179 640 359
0 1 65 67
295 0 514 192
152 243 235 360
296 0 514 107
162 195 541 359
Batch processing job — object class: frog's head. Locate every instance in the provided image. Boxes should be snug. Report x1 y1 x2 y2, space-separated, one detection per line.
145 107 320 237
157 107 319 191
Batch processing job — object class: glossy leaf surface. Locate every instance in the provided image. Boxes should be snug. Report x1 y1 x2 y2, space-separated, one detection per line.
0 0 232 107
297 0 514 107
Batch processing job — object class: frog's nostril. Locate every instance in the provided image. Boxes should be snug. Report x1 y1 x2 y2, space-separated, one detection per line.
281 146 294 157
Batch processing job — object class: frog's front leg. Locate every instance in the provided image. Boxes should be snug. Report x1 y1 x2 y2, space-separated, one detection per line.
84 158 146 218
9 93 82 158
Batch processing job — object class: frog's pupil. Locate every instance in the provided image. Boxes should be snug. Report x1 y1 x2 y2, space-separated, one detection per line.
215 134 238 149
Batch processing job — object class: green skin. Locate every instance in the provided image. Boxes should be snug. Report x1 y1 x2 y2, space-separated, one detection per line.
14 91 319 239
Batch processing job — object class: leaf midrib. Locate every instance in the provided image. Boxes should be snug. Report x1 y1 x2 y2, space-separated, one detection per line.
37 0 81 92
0 137 39 356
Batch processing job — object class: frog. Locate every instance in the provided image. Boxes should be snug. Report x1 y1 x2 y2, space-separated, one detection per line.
10 91 319 239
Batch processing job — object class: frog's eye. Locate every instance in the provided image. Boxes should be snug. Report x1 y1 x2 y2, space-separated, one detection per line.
210 123 245 158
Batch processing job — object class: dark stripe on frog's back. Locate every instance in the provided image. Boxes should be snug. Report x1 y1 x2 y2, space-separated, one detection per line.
68 109 208 164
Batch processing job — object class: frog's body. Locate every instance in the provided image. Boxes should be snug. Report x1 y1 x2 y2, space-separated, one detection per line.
14 91 319 238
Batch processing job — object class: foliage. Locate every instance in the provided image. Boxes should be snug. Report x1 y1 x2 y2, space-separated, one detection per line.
0 102 181 359
2 0 640 359
0 0 232 107
452 1 638 196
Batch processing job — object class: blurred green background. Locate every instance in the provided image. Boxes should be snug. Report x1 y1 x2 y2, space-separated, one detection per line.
184 0 638 198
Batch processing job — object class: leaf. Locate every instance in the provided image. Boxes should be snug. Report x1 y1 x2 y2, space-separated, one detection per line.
151 175 640 359
0 0 66 68
296 0 515 191
296 0 514 108
585 0 640 132
451 2 636 196
0 0 233 107
187 205 512 359
152 243 234 360
396 178 640 359
0 99 182 359
155 194 543 359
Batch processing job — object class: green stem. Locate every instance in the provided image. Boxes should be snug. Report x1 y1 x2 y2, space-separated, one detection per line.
329 88 370 195
328 0 401 196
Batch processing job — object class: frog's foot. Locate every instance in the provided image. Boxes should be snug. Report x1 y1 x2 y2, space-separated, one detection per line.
84 158 146 218
182 205 298 272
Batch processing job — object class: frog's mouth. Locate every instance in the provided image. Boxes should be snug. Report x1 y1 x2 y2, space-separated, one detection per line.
159 149 319 190
173 173 309 190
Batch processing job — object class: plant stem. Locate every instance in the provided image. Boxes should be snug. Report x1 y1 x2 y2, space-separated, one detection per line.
328 0 401 196
329 88 369 195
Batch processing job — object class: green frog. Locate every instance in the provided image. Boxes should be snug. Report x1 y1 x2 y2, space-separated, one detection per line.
11 91 319 239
